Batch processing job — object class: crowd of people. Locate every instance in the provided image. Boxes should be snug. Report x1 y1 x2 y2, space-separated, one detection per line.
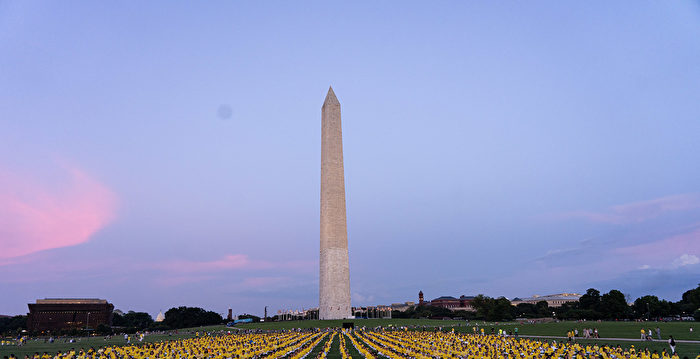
1 328 698 359
355 329 696 359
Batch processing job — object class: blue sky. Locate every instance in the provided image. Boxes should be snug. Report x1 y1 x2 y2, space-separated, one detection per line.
1 1 699 317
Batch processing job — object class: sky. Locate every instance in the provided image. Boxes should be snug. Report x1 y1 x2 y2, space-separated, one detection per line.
1 1 699 318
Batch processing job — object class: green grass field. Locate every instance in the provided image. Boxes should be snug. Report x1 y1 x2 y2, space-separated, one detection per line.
1 320 698 358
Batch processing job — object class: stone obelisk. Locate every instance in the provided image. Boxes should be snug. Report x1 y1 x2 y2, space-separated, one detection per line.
319 86 351 320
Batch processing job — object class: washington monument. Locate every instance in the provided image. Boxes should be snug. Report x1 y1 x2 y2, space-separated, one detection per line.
319 86 351 320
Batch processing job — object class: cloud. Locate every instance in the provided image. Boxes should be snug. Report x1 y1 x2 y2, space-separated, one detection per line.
557 193 700 224
0 164 117 260
154 274 216 287
672 254 699 268
614 227 700 266
241 276 288 288
155 254 314 274
352 292 376 304
150 254 315 289
509 225 700 299
157 254 251 273
589 262 700 302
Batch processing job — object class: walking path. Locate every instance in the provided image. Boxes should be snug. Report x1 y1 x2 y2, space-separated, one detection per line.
520 335 700 344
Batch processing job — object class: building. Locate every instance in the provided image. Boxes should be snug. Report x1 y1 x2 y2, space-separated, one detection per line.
458 295 476 310
389 302 415 312
27 298 114 332
429 295 476 311
510 293 581 308
430 296 461 309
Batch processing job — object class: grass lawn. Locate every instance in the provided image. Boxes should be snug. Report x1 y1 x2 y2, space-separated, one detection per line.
235 318 466 330
307 332 332 358
326 331 341 359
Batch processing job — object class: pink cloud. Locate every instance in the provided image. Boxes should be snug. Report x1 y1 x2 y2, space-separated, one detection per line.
517 226 700 291
154 275 217 287
157 254 251 273
558 193 700 224
156 254 314 273
0 164 117 260
150 255 315 288
241 276 288 288
614 227 700 266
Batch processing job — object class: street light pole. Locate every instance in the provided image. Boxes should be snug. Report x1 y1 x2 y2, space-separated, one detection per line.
646 302 650 320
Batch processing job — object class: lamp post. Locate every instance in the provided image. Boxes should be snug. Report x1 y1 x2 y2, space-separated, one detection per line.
646 302 650 321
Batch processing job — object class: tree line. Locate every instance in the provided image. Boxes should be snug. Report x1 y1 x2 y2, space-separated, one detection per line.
101 306 224 334
394 284 700 322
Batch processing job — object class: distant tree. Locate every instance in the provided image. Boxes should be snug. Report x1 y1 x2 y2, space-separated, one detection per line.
122 311 154 329
395 304 455 319
600 290 629 319
680 284 700 314
471 295 493 320
535 301 550 317
0 315 26 335
472 294 493 319
493 297 514 321
633 295 660 318
96 323 113 335
164 307 223 329
516 303 537 318
112 311 126 327
470 295 513 321
579 288 601 311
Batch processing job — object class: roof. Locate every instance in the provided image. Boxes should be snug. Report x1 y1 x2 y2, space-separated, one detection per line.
432 296 458 301
35 298 109 304
511 293 581 302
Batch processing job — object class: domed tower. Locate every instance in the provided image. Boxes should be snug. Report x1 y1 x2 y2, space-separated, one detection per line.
419 291 424 305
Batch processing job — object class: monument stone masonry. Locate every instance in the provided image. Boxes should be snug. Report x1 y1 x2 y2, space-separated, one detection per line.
319 86 352 320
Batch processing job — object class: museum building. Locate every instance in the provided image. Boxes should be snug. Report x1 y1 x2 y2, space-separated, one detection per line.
27 298 114 332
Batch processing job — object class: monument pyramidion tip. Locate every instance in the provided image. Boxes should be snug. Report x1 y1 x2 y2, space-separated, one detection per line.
323 86 340 107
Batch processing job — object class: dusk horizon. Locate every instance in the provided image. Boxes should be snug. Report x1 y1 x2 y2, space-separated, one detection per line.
2 1 700 319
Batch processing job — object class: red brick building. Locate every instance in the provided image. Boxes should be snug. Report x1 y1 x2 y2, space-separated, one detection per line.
426 295 476 311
